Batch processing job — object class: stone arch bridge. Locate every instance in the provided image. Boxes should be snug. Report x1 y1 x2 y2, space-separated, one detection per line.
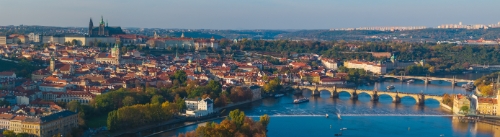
382 75 474 88
295 85 443 105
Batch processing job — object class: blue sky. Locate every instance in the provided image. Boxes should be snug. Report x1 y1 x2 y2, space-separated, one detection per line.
0 0 499 29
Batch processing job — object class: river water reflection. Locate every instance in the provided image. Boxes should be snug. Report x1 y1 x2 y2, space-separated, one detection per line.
152 76 498 137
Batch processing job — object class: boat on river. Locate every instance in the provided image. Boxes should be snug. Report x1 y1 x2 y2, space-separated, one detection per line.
337 113 342 120
387 85 395 90
326 114 329 118
274 93 284 98
293 98 309 104
407 79 414 84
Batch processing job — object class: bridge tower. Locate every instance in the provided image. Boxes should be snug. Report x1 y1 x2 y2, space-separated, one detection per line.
393 92 401 103
331 85 339 98
424 77 430 85
351 88 358 100
372 90 379 101
451 76 457 88
312 85 320 96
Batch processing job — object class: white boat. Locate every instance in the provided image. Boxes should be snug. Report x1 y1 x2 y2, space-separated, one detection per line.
407 79 414 84
274 93 284 98
326 114 329 118
293 98 309 104
461 84 467 88
336 108 342 120
387 85 395 90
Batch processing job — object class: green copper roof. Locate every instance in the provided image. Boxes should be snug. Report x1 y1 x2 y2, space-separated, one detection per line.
100 16 105 25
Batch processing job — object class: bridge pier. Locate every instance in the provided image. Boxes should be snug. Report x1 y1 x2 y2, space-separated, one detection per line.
393 95 401 103
331 86 338 98
372 91 379 102
417 94 425 106
312 89 320 96
351 89 358 100
450 76 456 88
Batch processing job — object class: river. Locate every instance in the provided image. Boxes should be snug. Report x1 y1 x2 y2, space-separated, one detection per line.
149 73 499 137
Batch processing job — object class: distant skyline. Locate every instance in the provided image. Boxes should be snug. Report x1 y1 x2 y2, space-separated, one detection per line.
1 0 500 29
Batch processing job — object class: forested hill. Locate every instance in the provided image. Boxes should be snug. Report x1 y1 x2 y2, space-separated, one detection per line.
276 28 500 41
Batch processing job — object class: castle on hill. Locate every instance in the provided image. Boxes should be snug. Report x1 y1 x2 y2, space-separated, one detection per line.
88 16 125 37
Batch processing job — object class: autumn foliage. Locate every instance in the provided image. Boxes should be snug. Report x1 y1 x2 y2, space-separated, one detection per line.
178 109 270 137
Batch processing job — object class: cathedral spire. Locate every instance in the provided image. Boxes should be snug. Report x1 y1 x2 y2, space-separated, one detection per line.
154 31 159 39
174 49 179 61
100 16 105 25
89 18 93 26
89 18 94 36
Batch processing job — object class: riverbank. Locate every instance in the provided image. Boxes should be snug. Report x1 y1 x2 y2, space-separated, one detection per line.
144 116 227 137
95 118 186 137
440 103 453 112
102 98 261 137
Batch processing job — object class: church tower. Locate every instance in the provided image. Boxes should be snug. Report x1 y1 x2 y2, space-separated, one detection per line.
154 31 159 39
50 53 55 72
112 43 121 64
99 16 106 36
89 18 94 36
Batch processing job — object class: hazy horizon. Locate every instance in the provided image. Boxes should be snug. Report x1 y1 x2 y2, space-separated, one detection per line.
1 0 500 29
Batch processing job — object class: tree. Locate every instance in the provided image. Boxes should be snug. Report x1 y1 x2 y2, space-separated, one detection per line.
188 87 204 98
460 106 469 114
71 39 78 46
172 70 188 85
122 96 136 106
207 80 222 95
262 75 269 82
3 130 16 137
264 78 281 93
151 95 165 104
53 133 61 137
229 109 246 128
67 100 80 112
16 133 28 137
0 99 10 107
181 109 268 137
478 84 493 96
259 114 270 129
428 66 435 74
107 110 118 131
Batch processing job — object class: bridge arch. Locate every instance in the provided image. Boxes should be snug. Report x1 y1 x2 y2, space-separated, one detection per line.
377 94 394 103
299 88 313 94
356 90 374 98
399 95 419 105
424 98 441 105
424 96 442 104
317 89 333 97
337 90 352 98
